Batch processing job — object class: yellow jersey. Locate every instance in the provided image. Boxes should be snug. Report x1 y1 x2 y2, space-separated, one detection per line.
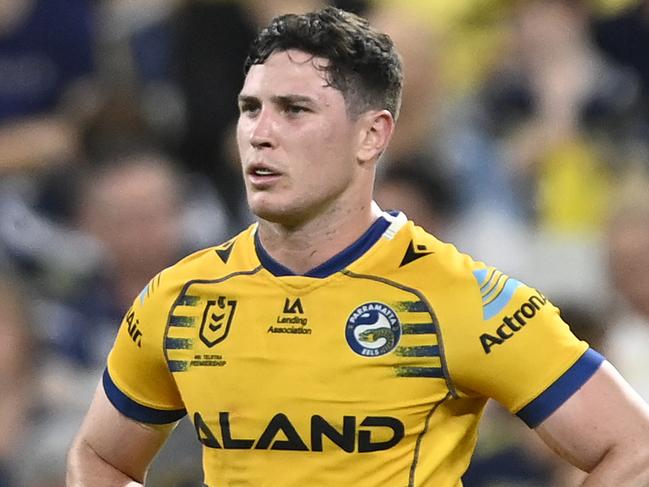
105 211 603 486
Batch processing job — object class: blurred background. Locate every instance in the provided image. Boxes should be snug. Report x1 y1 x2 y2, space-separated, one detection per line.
0 0 648 485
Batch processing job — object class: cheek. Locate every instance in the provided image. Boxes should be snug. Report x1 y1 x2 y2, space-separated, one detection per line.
236 119 249 156
304 124 355 173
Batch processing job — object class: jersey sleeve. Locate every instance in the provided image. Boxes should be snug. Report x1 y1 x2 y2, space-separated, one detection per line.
104 273 186 424
444 265 605 428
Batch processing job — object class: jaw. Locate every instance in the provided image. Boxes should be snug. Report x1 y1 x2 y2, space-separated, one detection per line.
247 189 305 226
247 184 345 231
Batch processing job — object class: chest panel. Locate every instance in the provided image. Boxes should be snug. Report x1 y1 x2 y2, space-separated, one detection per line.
168 273 448 426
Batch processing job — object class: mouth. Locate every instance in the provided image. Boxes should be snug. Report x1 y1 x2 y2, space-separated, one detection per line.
247 163 282 187
251 167 277 176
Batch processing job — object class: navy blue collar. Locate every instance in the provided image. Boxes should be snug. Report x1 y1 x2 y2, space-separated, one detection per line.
254 215 392 278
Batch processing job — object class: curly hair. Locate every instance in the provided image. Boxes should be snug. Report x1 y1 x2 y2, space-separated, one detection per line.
244 6 403 119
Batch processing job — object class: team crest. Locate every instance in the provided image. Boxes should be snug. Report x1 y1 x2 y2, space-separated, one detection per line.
345 302 401 357
199 296 237 347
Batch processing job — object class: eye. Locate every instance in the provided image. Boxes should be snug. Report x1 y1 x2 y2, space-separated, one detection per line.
285 105 309 115
239 102 260 117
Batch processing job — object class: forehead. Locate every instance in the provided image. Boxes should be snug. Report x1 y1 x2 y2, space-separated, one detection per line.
241 49 338 100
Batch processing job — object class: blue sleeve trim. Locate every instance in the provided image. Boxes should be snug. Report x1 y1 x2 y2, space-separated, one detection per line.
102 368 186 424
516 348 605 428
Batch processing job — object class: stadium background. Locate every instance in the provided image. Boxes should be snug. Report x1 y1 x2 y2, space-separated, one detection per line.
0 0 648 485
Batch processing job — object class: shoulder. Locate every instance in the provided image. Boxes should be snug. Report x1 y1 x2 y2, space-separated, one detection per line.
393 221 486 291
137 224 259 308
163 224 258 281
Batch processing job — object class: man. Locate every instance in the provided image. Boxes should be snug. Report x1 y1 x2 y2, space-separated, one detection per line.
66 7 649 486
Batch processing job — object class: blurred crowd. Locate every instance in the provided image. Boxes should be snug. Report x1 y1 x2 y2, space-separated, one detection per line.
0 0 648 485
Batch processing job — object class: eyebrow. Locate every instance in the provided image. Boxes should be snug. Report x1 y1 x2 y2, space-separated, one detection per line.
237 94 316 106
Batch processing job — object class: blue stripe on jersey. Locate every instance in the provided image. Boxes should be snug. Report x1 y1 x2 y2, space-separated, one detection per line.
516 348 605 428
102 368 186 424
165 337 193 349
482 278 523 320
402 323 437 335
473 268 490 288
482 273 508 304
396 301 429 312
169 315 196 327
138 284 149 304
395 366 444 378
176 294 200 306
472 269 524 320
168 360 190 372
255 215 391 278
395 345 440 357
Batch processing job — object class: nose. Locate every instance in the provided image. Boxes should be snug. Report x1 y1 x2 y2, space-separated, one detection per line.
249 108 276 149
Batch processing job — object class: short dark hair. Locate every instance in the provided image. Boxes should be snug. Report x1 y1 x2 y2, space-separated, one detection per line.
244 6 403 119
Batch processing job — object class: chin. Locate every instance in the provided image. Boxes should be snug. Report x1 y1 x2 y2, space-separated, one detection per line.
248 197 311 227
251 207 283 223
249 197 290 223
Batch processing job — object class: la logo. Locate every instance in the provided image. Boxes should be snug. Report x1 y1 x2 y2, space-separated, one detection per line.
283 297 304 314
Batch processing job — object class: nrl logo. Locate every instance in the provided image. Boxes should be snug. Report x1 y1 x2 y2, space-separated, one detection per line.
199 296 237 347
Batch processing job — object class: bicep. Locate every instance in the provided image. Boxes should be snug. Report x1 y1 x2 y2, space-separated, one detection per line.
71 381 174 481
535 360 649 472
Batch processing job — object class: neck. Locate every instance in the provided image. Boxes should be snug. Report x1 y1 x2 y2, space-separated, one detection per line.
256 201 383 275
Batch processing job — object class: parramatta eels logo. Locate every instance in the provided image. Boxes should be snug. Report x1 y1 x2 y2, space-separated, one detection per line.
345 302 401 357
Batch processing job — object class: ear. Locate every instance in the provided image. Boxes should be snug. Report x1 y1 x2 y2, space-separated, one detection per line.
356 110 395 164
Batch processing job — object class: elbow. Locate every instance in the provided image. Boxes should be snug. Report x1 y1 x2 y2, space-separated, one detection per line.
604 436 649 484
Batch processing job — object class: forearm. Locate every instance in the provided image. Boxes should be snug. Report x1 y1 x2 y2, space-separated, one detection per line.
580 446 649 487
66 438 144 487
